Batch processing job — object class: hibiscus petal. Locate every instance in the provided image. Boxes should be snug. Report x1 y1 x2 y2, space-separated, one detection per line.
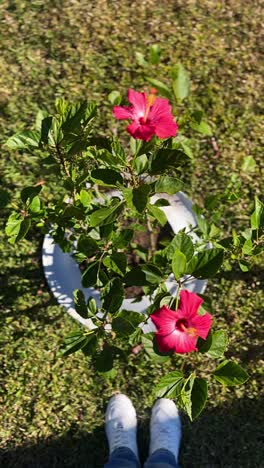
191 312 212 340
127 121 155 142
178 289 203 318
113 106 133 120
155 329 197 354
150 306 178 335
154 119 178 139
127 89 146 118
148 97 172 120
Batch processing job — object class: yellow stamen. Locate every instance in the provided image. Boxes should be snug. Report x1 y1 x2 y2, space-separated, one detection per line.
182 325 198 337
143 89 157 122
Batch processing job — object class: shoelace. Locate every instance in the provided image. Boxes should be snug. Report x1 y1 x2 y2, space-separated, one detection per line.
113 421 129 449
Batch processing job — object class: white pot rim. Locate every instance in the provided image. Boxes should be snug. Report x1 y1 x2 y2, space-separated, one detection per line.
42 191 207 330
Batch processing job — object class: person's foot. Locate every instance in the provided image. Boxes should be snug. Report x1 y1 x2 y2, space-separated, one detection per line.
105 394 139 459
149 398 181 462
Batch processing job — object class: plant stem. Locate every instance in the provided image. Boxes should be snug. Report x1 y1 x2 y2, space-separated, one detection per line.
147 216 156 260
56 144 70 178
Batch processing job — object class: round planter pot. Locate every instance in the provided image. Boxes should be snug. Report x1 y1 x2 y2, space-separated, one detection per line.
42 192 207 330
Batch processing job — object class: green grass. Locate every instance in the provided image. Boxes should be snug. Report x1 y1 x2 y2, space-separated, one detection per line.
0 1 263 466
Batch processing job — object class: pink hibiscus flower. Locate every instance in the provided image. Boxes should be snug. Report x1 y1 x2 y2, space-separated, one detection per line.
150 290 212 354
113 88 178 142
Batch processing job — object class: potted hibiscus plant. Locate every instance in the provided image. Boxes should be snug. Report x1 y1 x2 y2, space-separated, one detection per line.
6 65 258 420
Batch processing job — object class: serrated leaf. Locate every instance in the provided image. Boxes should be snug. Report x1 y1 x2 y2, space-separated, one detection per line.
79 189 92 207
112 310 144 336
189 248 224 279
147 204 167 226
6 130 40 149
91 168 123 187
142 333 171 363
172 249 187 280
213 360 249 386
155 371 184 397
89 201 124 227
102 278 124 313
82 261 100 287
166 233 194 262
155 175 183 195
198 330 227 358
103 253 127 276
73 289 88 318
191 378 208 419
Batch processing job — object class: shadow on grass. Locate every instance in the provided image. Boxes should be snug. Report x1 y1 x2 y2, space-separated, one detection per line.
1 397 263 468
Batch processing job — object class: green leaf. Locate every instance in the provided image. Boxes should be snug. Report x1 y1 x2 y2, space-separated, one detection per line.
132 185 151 213
0 189 10 208
77 236 98 257
242 239 253 255
147 204 167 227
179 374 195 420
73 289 88 318
155 175 183 194
113 229 134 248
102 278 124 313
82 261 100 288
87 297 97 316
149 148 186 174
61 330 97 356
189 248 224 279
5 213 23 239
91 168 123 187
132 154 148 175
171 63 190 102
103 253 127 276
198 330 228 358
192 204 209 236
142 333 171 363
166 232 194 262
191 378 208 420
21 185 42 204
5 213 31 243
112 310 144 336
89 201 124 227
81 333 98 356
172 249 187 280
241 155 256 173
16 217 31 242
135 51 148 67
145 77 172 99
79 189 92 207
239 260 250 272
108 90 122 105
6 130 40 149
213 360 249 386
190 117 212 136
95 347 114 373
125 264 163 286
251 196 264 230
29 196 41 213
149 44 161 64
155 371 184 397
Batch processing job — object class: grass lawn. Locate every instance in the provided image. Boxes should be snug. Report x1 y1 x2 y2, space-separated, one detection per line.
0 1 263 466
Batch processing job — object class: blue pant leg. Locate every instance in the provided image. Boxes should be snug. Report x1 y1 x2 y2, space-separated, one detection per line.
144 448 179 468
104 446 141 468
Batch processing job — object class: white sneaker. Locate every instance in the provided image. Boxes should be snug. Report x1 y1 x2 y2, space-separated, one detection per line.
149 398 182 462
105 394 139 460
